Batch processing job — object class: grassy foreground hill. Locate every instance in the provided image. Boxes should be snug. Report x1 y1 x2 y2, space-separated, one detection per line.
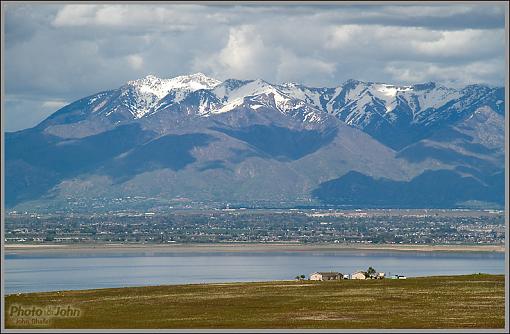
4 274 504 329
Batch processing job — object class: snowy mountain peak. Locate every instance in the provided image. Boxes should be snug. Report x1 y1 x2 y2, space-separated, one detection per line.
373 83 413 97
127 73 221 99
120 73 222 118
171 72 222 90
280 82 304 88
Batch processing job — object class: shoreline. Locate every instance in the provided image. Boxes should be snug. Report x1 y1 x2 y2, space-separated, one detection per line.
4 273 506 297
3 243 505 254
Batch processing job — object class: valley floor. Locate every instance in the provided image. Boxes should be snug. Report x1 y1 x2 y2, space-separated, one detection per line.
4 274 505 329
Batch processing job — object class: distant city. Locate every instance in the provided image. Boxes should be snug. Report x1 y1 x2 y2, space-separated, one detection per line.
5 209 504 245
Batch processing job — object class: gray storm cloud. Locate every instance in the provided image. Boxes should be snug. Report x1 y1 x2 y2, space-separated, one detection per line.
3 3 506 131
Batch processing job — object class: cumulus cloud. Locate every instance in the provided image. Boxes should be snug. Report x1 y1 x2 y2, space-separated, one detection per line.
196 25 276 80
126 54 144 70
195 25 288 81
325 25 364 50
41 100 68 109
193 24 336 84
412 29 505 59
53 4 185 29
52 5 100 27
384 58 506 88
3 3 506 131
316 5 506 30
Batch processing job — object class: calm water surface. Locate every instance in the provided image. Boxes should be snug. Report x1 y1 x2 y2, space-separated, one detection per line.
4 250 504 294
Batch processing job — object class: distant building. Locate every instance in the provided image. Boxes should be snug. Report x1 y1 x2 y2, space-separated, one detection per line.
309 272 342 281
351 271 366 280
390 274 406 280
377 272 385 279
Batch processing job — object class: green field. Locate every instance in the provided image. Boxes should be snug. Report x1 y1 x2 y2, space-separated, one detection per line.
4 274 505 329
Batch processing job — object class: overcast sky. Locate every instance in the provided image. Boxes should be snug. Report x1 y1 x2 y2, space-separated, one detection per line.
3 3 507 131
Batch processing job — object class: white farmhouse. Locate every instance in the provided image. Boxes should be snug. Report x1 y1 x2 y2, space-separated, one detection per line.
351 271 366 280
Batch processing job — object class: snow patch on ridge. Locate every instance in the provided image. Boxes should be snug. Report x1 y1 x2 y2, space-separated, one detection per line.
211 79 291 114
125 73 222 118
128 73 221 99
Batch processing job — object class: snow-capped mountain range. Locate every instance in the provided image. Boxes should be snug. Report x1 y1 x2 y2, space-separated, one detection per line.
87 72 503 122
6 73 505 211
42 72 502 149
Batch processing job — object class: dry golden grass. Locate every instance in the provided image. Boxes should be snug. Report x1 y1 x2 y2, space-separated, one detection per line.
4 274 504 329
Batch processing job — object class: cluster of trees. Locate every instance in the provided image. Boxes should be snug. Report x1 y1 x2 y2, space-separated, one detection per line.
365 267 377 277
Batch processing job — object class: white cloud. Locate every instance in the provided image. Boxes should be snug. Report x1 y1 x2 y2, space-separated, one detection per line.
126 54 144 70
216 25 268 77
52 4 210 31
42 100 68 109
325 25 363 49
322 24 505 66
384 58 505 87
194 25 336 85
194 25 278 80
52 5 100 27
412 29 504 58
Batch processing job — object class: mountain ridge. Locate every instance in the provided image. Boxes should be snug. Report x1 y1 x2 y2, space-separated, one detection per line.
35 73 503 147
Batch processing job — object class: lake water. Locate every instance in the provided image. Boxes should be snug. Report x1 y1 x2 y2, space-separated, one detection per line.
4 250 505 294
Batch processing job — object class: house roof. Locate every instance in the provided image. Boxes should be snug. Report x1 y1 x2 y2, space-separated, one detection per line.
315 272 342 277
